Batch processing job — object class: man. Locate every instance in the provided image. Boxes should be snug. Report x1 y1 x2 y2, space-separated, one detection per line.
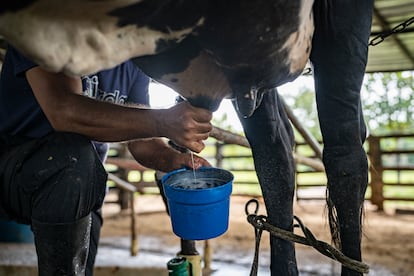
0 45 212 275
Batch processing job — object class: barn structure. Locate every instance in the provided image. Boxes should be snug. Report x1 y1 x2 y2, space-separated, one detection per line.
0 0 413 275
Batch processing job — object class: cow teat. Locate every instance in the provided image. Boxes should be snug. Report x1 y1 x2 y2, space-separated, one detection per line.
186 95 222 112
234 86 264 118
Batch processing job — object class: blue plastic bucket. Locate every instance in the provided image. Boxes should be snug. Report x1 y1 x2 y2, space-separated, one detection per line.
162 167 233 240
0 219 34 243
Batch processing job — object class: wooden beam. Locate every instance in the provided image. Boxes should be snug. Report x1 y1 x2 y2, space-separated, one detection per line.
210 126 325 172
106 157 149 172
280 97 323 160
107 172 137 193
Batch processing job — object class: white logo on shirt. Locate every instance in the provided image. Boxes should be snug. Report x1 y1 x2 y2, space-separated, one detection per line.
82 75 127 104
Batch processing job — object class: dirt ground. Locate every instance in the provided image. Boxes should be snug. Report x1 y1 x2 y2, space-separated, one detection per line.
101 193 414 275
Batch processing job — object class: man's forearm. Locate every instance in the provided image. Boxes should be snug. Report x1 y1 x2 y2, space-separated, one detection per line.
51 93 164 142
26 66 212 152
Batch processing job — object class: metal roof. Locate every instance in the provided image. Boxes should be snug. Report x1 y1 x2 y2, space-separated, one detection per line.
368 0 414 73
0 2 413 73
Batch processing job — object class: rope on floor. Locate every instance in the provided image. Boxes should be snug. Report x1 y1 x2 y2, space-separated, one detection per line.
245 198 369 275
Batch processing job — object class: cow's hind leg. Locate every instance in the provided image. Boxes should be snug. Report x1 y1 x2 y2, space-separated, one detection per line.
237 88 297 275
311 1 374 275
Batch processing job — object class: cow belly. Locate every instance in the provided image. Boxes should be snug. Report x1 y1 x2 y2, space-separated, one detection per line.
282 0 314 75
158 51 232 111
0 0 202 76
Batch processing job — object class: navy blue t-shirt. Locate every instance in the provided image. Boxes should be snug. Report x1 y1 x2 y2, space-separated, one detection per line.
0 46 150 160
0 46 149 138
0 46 48 138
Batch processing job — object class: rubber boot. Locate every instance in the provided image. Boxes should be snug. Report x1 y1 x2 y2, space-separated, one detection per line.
32 214 92 276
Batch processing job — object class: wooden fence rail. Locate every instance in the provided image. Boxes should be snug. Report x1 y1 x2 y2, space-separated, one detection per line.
367 133 414 210
295 133 414 209
106 131 414 210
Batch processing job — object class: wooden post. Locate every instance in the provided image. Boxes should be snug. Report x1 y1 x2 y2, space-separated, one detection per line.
215 142 223 168
368 135 384 211
107 173 138 256
203 240 212 274
118 144 130 210
130 191 138 256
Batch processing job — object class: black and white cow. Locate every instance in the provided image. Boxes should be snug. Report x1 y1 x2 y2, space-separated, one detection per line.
0 1 374 275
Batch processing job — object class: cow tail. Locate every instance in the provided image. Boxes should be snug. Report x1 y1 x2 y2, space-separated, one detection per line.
326 188 341 250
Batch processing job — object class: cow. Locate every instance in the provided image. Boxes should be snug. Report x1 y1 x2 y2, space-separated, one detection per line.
0 1 374 275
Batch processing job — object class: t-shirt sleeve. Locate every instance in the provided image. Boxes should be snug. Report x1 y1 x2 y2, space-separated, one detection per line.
126 61 150 106
7 46 38 76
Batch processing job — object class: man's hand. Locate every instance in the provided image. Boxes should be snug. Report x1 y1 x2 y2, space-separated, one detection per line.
128 138 211 173
157 101 213 153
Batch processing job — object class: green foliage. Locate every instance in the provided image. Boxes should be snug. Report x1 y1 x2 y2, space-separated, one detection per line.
280 72 414 138
362 71 414 135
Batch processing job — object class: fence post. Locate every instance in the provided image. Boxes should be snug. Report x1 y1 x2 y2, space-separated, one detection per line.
215 142 224 168
118 144 131 210
368 135 384 211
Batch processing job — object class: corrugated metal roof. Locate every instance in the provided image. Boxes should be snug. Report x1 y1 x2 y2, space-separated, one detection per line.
368 0 414 72
0 2 412 73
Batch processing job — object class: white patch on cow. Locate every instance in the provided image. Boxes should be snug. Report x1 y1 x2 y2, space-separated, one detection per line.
159 51 232 101
281 0 315 75
0 0 204 76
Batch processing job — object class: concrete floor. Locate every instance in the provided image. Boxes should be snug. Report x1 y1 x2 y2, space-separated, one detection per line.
0 237 167 276
0 235 397 276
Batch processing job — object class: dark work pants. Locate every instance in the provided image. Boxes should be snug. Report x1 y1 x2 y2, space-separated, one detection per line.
0 132 107 275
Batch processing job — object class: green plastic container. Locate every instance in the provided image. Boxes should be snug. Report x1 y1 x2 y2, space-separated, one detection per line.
167 257 190 276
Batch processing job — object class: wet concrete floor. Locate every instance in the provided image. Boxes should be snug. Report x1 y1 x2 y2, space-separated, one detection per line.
0 235 397 275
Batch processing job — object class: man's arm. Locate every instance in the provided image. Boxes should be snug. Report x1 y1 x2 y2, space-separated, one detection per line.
26 66 212 153
127 138 211 173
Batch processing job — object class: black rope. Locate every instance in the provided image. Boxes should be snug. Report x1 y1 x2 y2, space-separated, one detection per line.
250 223 263 276
245 199 262 276
245 199 369 275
